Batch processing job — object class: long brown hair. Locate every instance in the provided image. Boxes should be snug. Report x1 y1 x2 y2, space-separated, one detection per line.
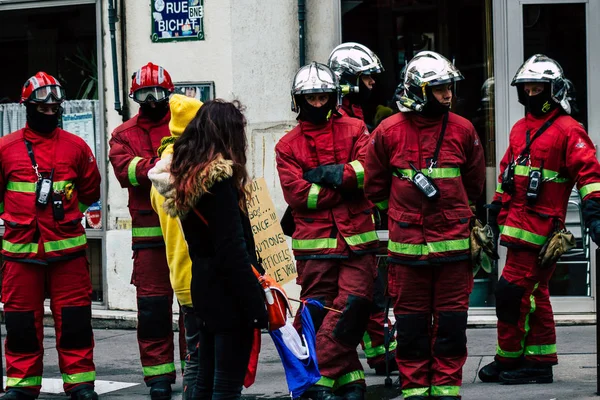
171 99 250 213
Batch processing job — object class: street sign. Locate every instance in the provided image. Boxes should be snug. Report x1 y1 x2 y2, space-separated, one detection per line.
151 0 205 42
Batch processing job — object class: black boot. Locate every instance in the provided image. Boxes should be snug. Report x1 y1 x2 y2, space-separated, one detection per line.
499 364 553 384
301 385 343 400
2 389 37 400
404 396 427 400
335 383 365 400
150 381 172 400
478 360 516 383
70 387 99 400
437 397 460 400
373 352 398 376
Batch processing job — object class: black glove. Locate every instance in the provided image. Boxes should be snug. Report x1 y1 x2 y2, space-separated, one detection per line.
303 164 344 187
485 201 502 251
583 199 600 245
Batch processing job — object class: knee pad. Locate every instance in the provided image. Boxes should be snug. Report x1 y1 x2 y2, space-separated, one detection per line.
433 311 467 357
305 297 328 333
333 294 371 347
138 296 172 340
495 277 526 325
60 305 93 349
396 313 430 360
5 311 39 353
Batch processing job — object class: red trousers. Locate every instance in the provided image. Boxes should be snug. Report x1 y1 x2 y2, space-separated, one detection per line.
388 261 472 399
2 257 95 396
360 264 396 368
132 248 186 385
495 249 557 366
295 254 376 389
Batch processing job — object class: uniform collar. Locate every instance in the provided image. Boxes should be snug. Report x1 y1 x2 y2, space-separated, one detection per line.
137 110 171 131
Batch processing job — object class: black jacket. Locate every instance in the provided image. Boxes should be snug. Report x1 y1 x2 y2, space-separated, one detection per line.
172 157 268 332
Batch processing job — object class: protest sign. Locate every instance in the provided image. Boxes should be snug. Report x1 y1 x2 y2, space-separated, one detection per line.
246 178 297 285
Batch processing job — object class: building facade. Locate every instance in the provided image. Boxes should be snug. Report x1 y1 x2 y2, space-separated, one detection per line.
0 0 598 316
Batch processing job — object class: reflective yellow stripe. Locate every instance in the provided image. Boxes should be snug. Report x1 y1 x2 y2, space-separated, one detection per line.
2 240 38 254
394 168 461 179
349 160 365 189
307 184 321 209
62 371 96 384
514 166 569 183
403 387 430 398
496 183 504 194
525 344 557 356
132 227 163 237
44 234 87 253
315 376 335 388
497 283 539 359
79 202 89 213
500 225 547 246
344 230 378 247
6 376 42 387
143 362 176 377
333 370 365 389
128 156 142 187
292 238 337 250
6 180 72 193
388 238 469 256
431 386 460 396
363 334 397 359
0 201 4 213
580 183 600 198
375 199 388 210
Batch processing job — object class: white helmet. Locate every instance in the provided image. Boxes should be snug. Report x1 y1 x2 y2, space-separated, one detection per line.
291 62 341 113
396 51 464 112
511 54 570 114
328 42 384 90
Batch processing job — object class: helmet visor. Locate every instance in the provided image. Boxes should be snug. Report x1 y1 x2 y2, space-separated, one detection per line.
132 87 170 103
30 85 65 103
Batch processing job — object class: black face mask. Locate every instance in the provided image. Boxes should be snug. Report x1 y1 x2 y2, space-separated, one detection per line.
298 97 335 125
421 88 450 118
525 91 556 117
346 77 373 107
140 101 169 122
26 103 61 134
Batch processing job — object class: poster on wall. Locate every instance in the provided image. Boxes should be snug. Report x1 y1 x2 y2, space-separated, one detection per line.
62 112 96 158
173 82 215 103
151 0 205 42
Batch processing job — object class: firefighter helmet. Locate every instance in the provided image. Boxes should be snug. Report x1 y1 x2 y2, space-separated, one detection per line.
20 72 66 104
130 62 175 103
291 62 341 112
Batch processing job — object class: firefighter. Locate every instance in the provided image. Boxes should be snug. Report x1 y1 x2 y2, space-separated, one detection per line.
109 62 184 400
328 42 398 376
364 51 485 400
478 54 600 384
0 72 101 400
275 62 379 400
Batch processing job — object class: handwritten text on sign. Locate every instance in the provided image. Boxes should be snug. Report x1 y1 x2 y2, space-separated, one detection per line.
246 178 297 285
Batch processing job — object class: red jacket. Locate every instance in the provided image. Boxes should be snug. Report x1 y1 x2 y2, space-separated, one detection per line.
340 97 364 121
275 115 378 259
494 109 600 249
364 111 485 264
0 126 100 263
109 112 170 249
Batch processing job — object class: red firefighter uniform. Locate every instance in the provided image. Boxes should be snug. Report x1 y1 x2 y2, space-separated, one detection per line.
109 112 185 385
340 96 398 371
492 108 600 367
365 111 485 398
275 114 379 391
0 126 101 396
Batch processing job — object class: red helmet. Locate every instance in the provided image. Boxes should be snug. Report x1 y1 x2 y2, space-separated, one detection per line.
129 62 174 103
20 71 66 104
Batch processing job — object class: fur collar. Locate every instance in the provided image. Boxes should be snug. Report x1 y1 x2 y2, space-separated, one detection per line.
151 154 234 218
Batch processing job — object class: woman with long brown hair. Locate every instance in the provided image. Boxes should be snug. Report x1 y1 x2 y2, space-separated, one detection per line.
165 99 267 399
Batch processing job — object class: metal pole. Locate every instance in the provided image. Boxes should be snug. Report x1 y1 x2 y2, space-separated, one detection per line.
298 0 306 67
108 0 122 114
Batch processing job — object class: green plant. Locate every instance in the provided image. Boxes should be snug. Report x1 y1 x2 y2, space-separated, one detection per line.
65 46 98 100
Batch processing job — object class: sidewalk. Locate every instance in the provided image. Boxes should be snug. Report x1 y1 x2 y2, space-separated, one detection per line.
1 324 597 399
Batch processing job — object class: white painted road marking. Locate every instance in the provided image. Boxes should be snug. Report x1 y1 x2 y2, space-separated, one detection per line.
3 377 139 395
